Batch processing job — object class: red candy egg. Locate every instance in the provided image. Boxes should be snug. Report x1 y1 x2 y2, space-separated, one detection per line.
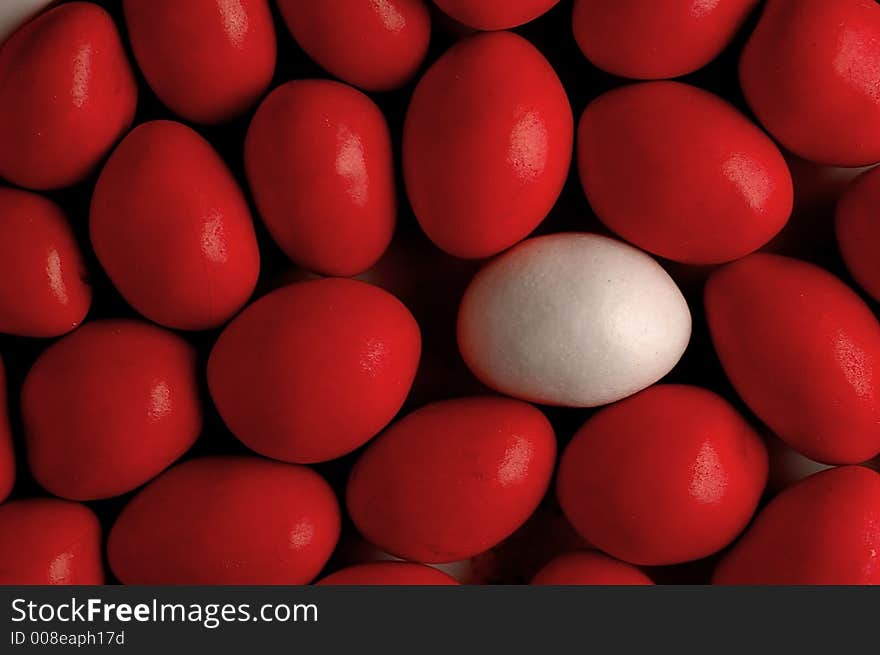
531 551 654 586
0 187 90 337
208 278 421 463
108 456 340 584
740 0 880 166
0 2 137 190
403 31 572 258
316 562 460 585
432 0 561 30
0 356 14 503
22 319 202 500
557 385 768 565
572 0 759 80
578 82 792 264
245 80 395 276
0 499 104 585
91 120 260 331
347 396 556 563
123 0 276 124
836 165 880 303
276 0 430 91
706 253 880 465
714 466 880 585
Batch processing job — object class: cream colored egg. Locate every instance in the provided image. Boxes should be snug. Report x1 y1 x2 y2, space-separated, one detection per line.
458 232 691 407
0 0 54 46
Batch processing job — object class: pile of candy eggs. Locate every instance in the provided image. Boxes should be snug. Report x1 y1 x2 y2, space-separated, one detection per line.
2 0 880 586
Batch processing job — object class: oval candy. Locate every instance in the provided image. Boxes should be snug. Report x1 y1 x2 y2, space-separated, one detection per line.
91 120 260 331
578 81 792 265
836 165 880 303
347 396 556 563
557 385 768 565
458 233 691 407
0 498 104 585
208 278 421 464
403 31 573 258
277 0 430 91
706 253 880 464
572 0 759 79
22 319 202 500
0 2 137 189
740 0 880 166
714 466 880 585
108 456 340 584
123 0 276 124
245 80 395 276
0 187 91 338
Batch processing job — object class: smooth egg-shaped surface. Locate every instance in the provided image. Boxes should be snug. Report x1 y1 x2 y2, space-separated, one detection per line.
557 385 768 565
739 0 880 166
123 0 276 124
347 396 556 563
276 0 430 91
403 31 572 258
91 120 260 331
572 0 760 79
108 456 340 584
208 278 421 464
0 498 104 584
245 80 395 276
22 319 202 500
578 81 792 264
836 165 880 303
705 253 880 464
714 466 880 584
458 233 691 407
0 2 137 189
0 187 91 337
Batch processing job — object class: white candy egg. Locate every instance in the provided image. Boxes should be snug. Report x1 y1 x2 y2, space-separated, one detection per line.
0 0 54 46
457 232 692 407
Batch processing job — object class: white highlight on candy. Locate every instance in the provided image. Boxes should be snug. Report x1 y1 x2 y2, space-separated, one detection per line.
218 0 249 49
457 232 692 408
